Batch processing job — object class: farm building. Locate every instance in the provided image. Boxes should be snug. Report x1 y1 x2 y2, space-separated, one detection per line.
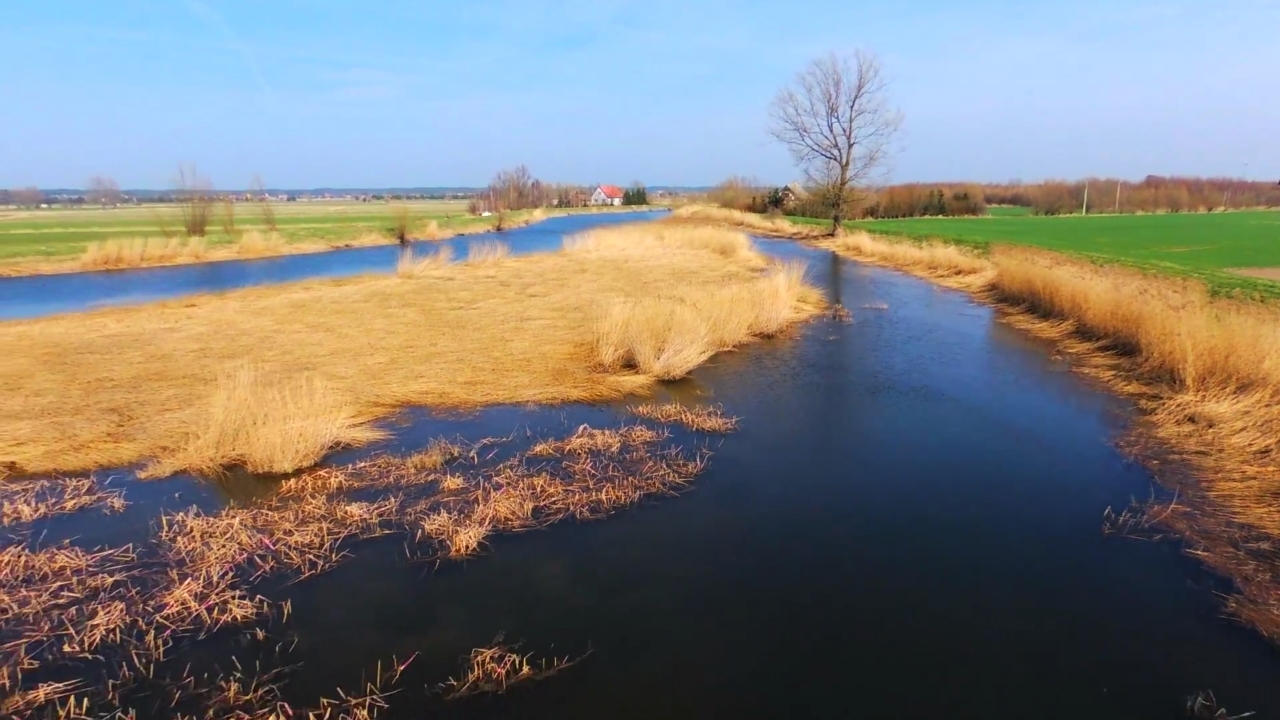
590 185 625 206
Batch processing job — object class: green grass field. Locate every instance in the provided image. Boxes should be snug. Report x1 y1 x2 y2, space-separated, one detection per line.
0 200 505 261
790 210 1280 299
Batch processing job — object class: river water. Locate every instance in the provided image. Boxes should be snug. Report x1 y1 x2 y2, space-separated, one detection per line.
0 210 663 320
19 229 1280 718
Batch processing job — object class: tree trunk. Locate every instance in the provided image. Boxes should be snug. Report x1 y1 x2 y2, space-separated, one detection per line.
830 210 843 236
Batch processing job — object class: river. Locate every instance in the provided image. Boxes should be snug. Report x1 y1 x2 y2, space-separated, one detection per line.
20 228 1280 718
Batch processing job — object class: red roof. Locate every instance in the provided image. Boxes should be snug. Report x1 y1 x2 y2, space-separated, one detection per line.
598 185 625 199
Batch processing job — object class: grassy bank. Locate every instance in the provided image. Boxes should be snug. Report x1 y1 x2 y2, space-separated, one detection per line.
826 210 1280 298
0 222 820 477
677 205 1280 641
0 203 659 276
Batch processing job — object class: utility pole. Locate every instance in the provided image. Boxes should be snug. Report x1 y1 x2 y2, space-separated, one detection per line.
1115 180 1121 214
1082 180 1089 216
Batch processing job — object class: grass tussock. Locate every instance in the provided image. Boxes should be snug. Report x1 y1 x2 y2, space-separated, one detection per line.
439 639 584 699
395 245 454 277
627 402 739 433
592 260 819 379
466 240 511 264
414 218 456 242
3 223 815 477
234 229 288 257
142 364 387 479
80 236 208 269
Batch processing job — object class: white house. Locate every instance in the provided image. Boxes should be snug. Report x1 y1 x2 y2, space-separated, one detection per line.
590 185 625 206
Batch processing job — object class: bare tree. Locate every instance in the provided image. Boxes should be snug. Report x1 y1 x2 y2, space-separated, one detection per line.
175 165 214 237
770 51 903 233
11 186 43 208
251 174 278 231
86 175 122 206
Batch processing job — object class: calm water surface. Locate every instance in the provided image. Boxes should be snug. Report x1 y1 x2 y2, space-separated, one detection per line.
0 210 663 319
29 238 1280 718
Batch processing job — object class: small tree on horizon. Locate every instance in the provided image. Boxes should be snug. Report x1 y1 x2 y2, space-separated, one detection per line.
769 50 903 234
87 175 122 206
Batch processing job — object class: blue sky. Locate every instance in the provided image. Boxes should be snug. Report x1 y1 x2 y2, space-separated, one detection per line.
2 0 1276 188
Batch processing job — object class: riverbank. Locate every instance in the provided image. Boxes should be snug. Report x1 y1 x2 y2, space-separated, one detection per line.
673 205 1280 642
0 205 666 278
0 222 820 477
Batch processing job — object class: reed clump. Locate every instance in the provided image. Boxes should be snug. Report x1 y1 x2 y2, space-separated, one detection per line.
79 236 208 269
233 229 288 257
395 246 453 277
466 240 511 264
627 402 739 433
4 223 814 477
142 364 387 479
592 260 819 379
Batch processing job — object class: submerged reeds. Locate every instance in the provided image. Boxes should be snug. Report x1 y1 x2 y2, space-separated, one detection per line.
439 639 584 699
627 402 739 433
1 419 714 716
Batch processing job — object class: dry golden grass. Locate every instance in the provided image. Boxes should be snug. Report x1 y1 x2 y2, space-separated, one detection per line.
143 364 387 479
669 205 825 238
627 402 739 433
823 230 994 291
466 240 511 263
0 223 819 477
80 236 209 269
395 245 453 277
233 229 289 257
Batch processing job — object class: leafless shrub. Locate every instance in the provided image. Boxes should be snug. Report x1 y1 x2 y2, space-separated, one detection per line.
175 164 214 237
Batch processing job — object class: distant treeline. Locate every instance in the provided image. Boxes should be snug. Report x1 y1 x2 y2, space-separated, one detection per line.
709 175 1280 219
466 165 648 214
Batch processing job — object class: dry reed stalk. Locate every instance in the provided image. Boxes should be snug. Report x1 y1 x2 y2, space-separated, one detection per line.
439 638 582 699
627 402 739 433
5 223 807 477
465 240 511 264
0 475 126 526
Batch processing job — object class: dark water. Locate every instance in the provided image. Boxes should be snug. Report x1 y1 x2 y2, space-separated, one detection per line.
0 210 663 320
28 239 1280 718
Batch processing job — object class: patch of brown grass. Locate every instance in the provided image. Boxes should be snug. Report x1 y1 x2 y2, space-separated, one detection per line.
627 402 739 433
394 245 453 278
2 223 817 477
80 237 208 269
466 240 511 264
668 205 824 238
142 364 387 479
822 230 994 291
233 229 288 257
593 260 820 379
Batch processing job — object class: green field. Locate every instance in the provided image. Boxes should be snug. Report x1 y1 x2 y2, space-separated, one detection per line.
795 211 1280 299
0 200 519 262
